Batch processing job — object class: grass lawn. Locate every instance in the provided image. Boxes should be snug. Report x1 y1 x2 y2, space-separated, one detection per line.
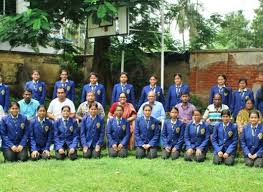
0 151 262 192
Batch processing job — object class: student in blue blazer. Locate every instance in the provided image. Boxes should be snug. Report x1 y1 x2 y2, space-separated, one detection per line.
54 105 79 160
81 72 106 108
165 73 190 112
0 102 29 162
53 69 76 102
241 110 263 168
111 72 136 107
25 70 46 105
80 103 105 159
255 86 263 115
209 74 232 107
30 105 53 161
135 104 160 159
161 107 185 160
231 78 254 119
184 110 209 162
138 75 164 108
0 73 10 113
212 109 238 166
107 105 130 158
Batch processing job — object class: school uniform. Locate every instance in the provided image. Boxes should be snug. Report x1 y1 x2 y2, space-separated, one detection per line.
212 122 238 165
0 114 29 162
106 117 130 158
52 80 76 102
184 121 209 162
255 88 263 115
135 116 160 159
165 83 190 112
30 117 53 160
161 119 185 160
241 123 263 168
209 85 232 107
231 88 254 119
54 117 79 160
25 80 46 104
0 83 10 112
138 85 165 108
81 83 106 108
80 115 105 158
111 83 136 107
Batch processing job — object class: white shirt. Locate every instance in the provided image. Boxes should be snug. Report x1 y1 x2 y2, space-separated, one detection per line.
47 98 75 120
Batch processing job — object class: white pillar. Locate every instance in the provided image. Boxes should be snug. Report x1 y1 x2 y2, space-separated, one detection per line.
161 0 165 91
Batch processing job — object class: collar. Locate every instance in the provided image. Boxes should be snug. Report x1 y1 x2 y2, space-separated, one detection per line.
120 83 127 87
116 117 122 121
171 119 177 124
61 79 69 83
89 82 98 86
11 114 19 119
251 124 258 129
89 115 97 120
218 85 226 89
213 104 222 110
193 120 203 126
147 101 157 106
238 88 247 92
150 85 156 89
33 80 39 84
144 116 151 121
63 117 70 121
223 122 230 127
38 117 45 122
175 84 182 88
180 102 189 108
23 99 32 104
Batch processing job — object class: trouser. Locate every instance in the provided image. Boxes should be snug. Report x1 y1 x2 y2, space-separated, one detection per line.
213 154 235 166
31 150 50 161
55 149 78 161
83 147 101 159
161 149 180 160
244 157 263 168
108 148 128 158
3 148 28 162
184 151 206 162
136 147 157 159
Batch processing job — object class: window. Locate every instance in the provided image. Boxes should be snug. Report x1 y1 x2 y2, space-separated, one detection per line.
0 0 16 15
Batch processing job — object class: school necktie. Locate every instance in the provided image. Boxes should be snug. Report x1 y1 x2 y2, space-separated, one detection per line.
172 123 175 131
150 86 155 92
219 87 223 94
252 126 256 137
146 119 150 129
91 85 96 91
122 85 125 92
240 90 244 98
176 86 180 95
195 124 200 135
33 82 37 90
117 118 121 126
64 120 68 127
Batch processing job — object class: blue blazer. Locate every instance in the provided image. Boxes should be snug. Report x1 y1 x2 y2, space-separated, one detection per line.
0 114 29 150
135 116 160 147
138 85 165 108
80 115 105 148
54 117 79 150
52 80 76 102
111 83 136 107
184 121 209 152
0 84 10 112
231 89 254 118
25 80 46 104
165 83 190 111
30 117 53 152
212 122 238 155
209 85 232 107
106 117 130 148
255 88 263 115
241 123 263 158
162 119 185 151
81 83 106 108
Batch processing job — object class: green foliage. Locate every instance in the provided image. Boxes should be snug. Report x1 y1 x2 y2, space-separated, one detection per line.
190 94 207 113
252 0 263 48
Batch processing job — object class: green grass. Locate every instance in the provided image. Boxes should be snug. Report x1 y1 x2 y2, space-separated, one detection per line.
0 151 262 192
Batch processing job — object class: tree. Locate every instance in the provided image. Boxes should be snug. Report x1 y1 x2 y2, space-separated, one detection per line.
252 0 263 48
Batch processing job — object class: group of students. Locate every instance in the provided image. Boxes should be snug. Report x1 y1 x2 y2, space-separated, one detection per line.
0 70 262 168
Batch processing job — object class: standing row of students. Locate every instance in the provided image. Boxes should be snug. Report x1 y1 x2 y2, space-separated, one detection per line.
0 101 262 168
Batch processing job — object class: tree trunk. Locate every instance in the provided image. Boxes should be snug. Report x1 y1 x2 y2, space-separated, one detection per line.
92 36 112 102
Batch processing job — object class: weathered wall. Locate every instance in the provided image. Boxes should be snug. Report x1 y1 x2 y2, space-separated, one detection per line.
189 49 263 101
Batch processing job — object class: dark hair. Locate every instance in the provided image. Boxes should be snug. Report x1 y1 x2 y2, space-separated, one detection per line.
239 77 248 85
89 72 98 78
149 75 158 80
214 93 222 99
180 91 189 97
32 70 40 75
143 104 152 111
120 72 128 78
249 110 260 118
61 105 71 112
89 103 98 109
60 69 68 75
57 87 66 93
24 89 33 94
221 109 231 117
37 105 46 111
86 91 95 96
245 97 254 104
170 106 179 112
119 92 128 98
173 73 182 79
115 105 124 111
217 74 227 81
192 109 201 115
9 101 20 109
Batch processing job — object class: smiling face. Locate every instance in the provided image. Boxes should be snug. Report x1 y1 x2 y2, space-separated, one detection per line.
222 114 230 124
32 71 40 81
193 111 201 123
170 108 178 120
37 107 46 119
217 75 226 86
143 106 152 118
89 105 98 117
57 88 66 100
174 75 182 86
86 92 95 103
239 80 247 89
10 104 19 117
147 92 156 103
89 75 97 84
149 76 157 86
62 107 70 118
249 113 260 126
118 93 127 104
115 106 124 118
